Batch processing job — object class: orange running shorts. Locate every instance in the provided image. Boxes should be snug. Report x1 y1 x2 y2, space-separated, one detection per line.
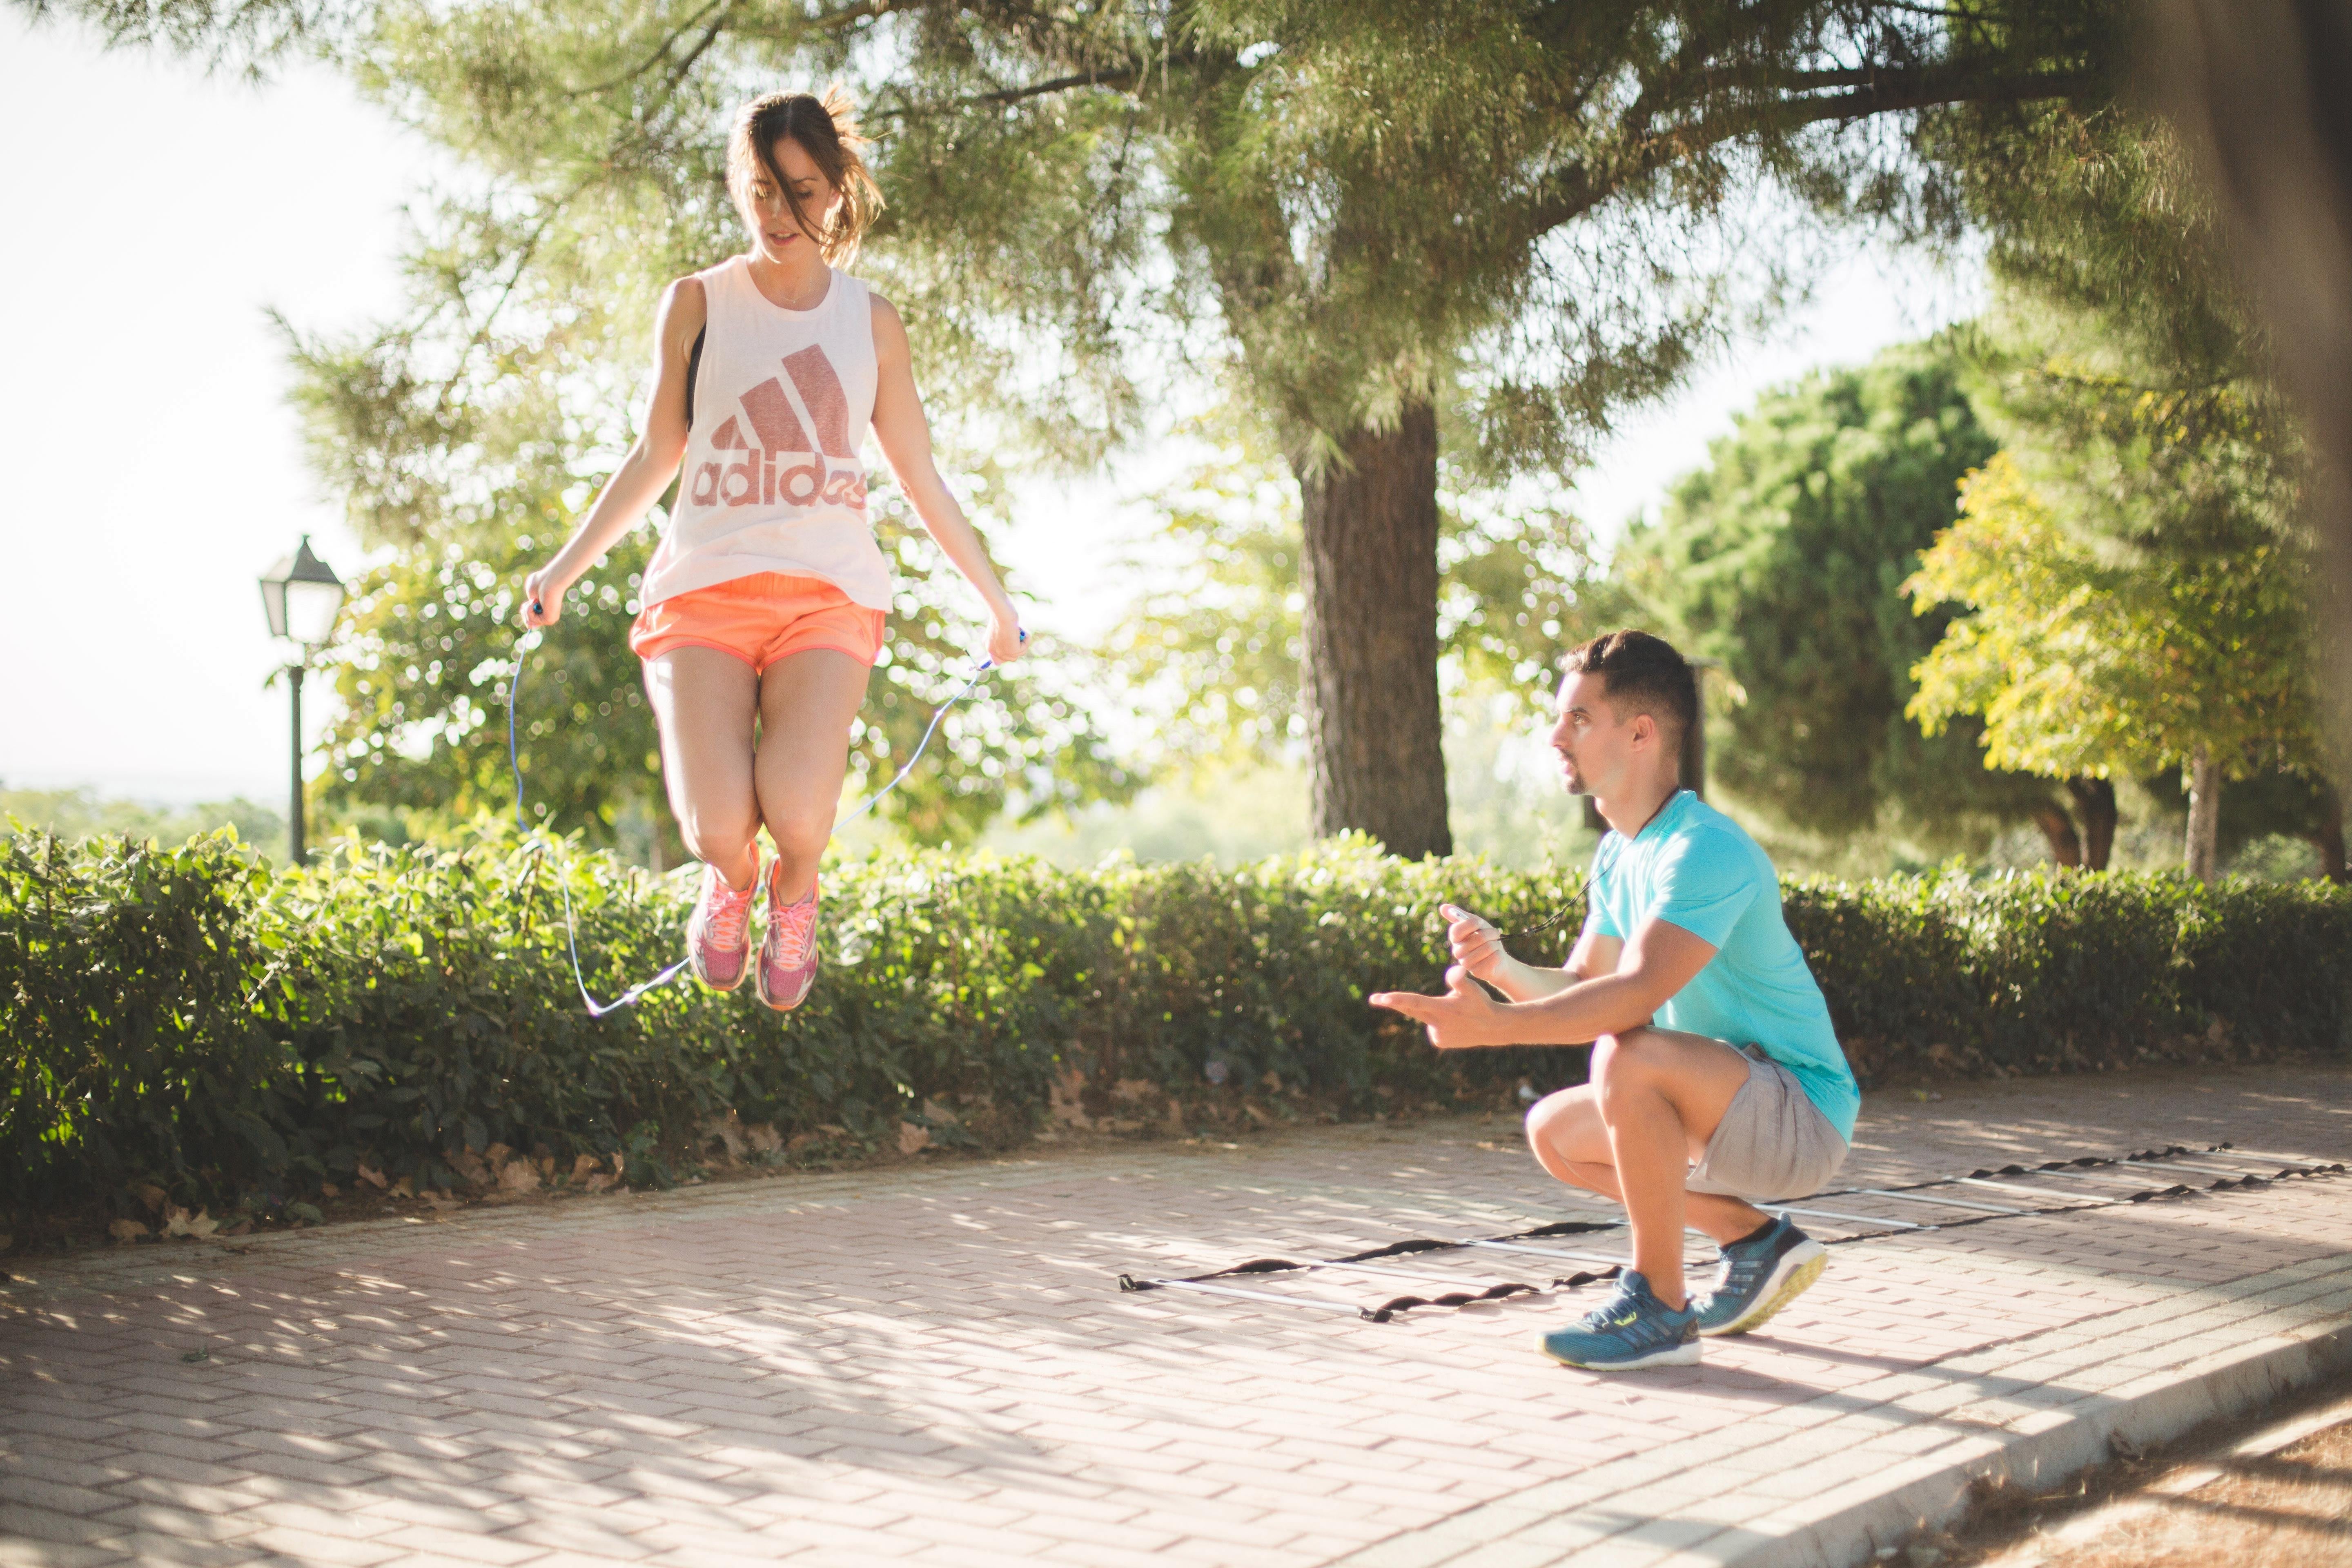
628 571 886 673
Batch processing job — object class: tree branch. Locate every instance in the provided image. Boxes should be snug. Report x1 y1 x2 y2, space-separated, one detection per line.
1517 67 2098 240
869 65 1143 122
976 66 1142 107
565 0 728 97
433 187 584 409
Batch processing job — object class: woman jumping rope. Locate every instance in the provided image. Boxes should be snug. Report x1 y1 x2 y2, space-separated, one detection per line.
520 88 1024 1009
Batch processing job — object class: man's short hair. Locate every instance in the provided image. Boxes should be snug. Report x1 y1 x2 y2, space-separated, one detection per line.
1561 630 1698 747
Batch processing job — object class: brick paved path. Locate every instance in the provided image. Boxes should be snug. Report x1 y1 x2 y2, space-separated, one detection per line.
4 1065 2351 1568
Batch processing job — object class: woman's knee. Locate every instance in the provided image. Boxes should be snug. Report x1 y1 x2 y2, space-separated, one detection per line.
762 803 834 860
677 804 758 865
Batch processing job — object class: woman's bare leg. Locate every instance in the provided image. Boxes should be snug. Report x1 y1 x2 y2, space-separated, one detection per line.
753 648 871 900
643 648 763 889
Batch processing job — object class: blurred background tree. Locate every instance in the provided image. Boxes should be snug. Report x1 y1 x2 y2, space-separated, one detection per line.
1906 450 2332 881
1611 338 2082 868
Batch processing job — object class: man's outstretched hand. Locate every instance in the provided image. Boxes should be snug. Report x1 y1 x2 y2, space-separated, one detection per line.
1368 965 1508 1050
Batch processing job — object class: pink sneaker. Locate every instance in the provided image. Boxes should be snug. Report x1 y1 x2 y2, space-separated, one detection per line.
756 868 821 1011
686 863 758 991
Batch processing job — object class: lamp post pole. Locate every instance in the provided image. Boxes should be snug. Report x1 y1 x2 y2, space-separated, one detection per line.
287 662 307 866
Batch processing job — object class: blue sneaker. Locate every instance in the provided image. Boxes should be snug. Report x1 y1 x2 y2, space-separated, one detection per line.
1692 1216 1826 1337
1539 1271 1700 1370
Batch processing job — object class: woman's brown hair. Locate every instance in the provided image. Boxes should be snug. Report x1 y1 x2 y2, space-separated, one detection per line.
725 85 884 265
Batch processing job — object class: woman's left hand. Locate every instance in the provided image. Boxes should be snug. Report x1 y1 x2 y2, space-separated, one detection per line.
985 610 1026 668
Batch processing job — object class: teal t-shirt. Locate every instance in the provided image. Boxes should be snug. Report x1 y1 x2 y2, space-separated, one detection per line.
1582 790 1858 1140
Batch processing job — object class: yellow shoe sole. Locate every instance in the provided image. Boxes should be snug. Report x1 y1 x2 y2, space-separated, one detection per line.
1706 1248 1826 1337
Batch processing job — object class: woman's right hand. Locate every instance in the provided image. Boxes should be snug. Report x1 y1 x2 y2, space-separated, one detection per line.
520 568 564 629
1441 903 1511 984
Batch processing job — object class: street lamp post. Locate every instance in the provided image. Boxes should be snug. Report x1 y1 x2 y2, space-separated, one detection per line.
258 536 346 865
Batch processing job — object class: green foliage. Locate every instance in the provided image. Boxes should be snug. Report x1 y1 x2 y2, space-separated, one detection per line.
31 0 2130 470
1927 96 2266 405
1907 452 2326 782
323 525 663 849
0 834 292 1213
1614 339 2053 845
8 825 2348 1225
1788 867 2352 1082
0 827 1590 1219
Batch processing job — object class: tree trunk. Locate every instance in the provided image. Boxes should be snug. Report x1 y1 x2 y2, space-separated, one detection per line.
2185 749 2223 882
2030 799 2083 867
2066 776 2119 871
1293 401 1452 859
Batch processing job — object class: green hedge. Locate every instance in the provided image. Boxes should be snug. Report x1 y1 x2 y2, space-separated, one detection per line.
4 829 2348 1225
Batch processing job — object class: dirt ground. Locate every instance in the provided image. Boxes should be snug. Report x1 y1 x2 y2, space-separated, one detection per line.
1937 1369 2352 1568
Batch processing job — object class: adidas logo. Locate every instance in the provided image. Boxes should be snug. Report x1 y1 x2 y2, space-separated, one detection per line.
686 345 868 512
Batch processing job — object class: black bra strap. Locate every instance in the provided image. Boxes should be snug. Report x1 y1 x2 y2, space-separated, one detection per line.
684 326 705 433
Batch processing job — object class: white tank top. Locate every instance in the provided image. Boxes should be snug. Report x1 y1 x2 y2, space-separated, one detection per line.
641 256 891 610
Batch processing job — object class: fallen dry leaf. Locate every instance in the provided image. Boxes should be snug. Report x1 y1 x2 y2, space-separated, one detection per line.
920 1098 962 1126
786 1131 825 1154
134 1183 167 1214
745 1122 783 1155
701 1112 750 1162
898 1121 932 1156
355 1162 387 1189
570 1153 601 1183
581 1173 618 1193
420 1189 462 1212
319 1183 340 1199
108 1219 148 1244
449 1148 490 1187
389 1176 414 1198
164 1207 219 1241
497 1160 540 1195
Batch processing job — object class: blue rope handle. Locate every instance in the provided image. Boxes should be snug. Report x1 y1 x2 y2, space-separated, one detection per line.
508 608 1018 1017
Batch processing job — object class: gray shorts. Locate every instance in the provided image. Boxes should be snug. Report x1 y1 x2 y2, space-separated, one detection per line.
1686 1045 1849 1202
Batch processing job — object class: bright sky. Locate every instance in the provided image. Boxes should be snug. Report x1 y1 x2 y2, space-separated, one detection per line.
1 14 1983 804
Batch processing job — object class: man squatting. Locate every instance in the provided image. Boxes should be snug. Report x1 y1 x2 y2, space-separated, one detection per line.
1372 630 1860 1370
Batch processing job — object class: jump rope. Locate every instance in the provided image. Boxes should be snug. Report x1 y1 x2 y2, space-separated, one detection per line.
510 599 1021 1016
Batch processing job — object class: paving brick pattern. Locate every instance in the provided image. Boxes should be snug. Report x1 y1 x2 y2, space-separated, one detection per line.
4 1065 2351 1568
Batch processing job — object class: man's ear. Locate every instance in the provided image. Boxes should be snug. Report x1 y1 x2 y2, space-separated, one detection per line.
1627 710 1656 752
